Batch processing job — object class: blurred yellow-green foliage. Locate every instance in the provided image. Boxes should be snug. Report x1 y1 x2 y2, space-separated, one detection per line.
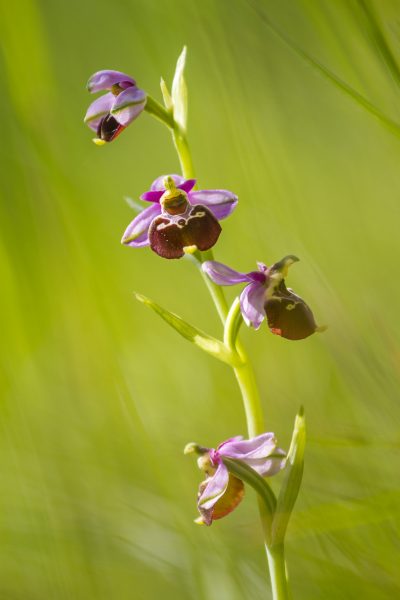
1 0 400 598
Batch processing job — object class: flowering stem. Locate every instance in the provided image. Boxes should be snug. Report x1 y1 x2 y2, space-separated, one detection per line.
232 356 265 438
171 124 290 599
266 544 291 600
172 127 196 186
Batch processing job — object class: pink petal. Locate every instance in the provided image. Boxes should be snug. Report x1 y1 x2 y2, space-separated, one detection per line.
84 92 114 131
188 190 238 220
121 204 161 247
140 190 163 203
240 282 266 329
202 261 251 286
87 70 135 93
111 87 147 126
218 433 286 477
179 179 197 193
219 433 277 460
142 177 196 203
245 451 286 476
198 463 229 511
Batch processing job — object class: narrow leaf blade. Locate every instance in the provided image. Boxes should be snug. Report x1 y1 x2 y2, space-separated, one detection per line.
134 292 239 366
271 407 306 546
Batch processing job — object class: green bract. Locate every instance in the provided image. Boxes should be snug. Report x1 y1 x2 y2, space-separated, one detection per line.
271 407 306 547
133 292 241 367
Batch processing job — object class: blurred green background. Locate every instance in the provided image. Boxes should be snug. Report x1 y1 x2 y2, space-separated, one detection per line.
1 0 400 598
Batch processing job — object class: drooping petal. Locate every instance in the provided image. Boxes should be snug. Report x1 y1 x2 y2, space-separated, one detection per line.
245 450 286 477
198 462 229 511
202 261 251 286
218 433 286 477
111 87 147 126
188 190 238 220
84 92 115 130
218 432 277 460
240 282 266 329
121 203 161 247
87 70 136 93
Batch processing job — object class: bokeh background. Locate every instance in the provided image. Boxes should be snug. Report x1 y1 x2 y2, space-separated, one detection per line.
1 0 400 598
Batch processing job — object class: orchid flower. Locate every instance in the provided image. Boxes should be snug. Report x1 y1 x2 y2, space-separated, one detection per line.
121 174 238 259
185 433 285 526
203 256 324 340
84 70 147 143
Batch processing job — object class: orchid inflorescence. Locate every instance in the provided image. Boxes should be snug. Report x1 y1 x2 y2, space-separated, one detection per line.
84 48 322 598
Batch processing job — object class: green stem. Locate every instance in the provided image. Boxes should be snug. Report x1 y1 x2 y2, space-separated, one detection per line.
168 119 290 599
193 252 265 437
232 354 264 438
266 544 291 600
172 127 196 181
144 95 175 128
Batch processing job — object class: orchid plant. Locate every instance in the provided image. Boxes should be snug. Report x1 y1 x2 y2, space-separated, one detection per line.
84 48 323 599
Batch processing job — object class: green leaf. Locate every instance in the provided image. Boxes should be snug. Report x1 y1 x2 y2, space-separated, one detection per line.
160 77 173 111
134 292 240 366
171 46 188 132
271 407 306 547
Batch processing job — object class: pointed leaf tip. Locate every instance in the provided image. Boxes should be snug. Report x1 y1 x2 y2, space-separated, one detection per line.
160 77 173 110
172 46 188 131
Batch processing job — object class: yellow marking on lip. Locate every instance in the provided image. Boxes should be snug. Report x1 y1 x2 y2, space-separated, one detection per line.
183 245 198 254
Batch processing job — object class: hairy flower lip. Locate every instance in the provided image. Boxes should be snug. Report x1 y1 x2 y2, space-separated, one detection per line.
122 175 238 258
